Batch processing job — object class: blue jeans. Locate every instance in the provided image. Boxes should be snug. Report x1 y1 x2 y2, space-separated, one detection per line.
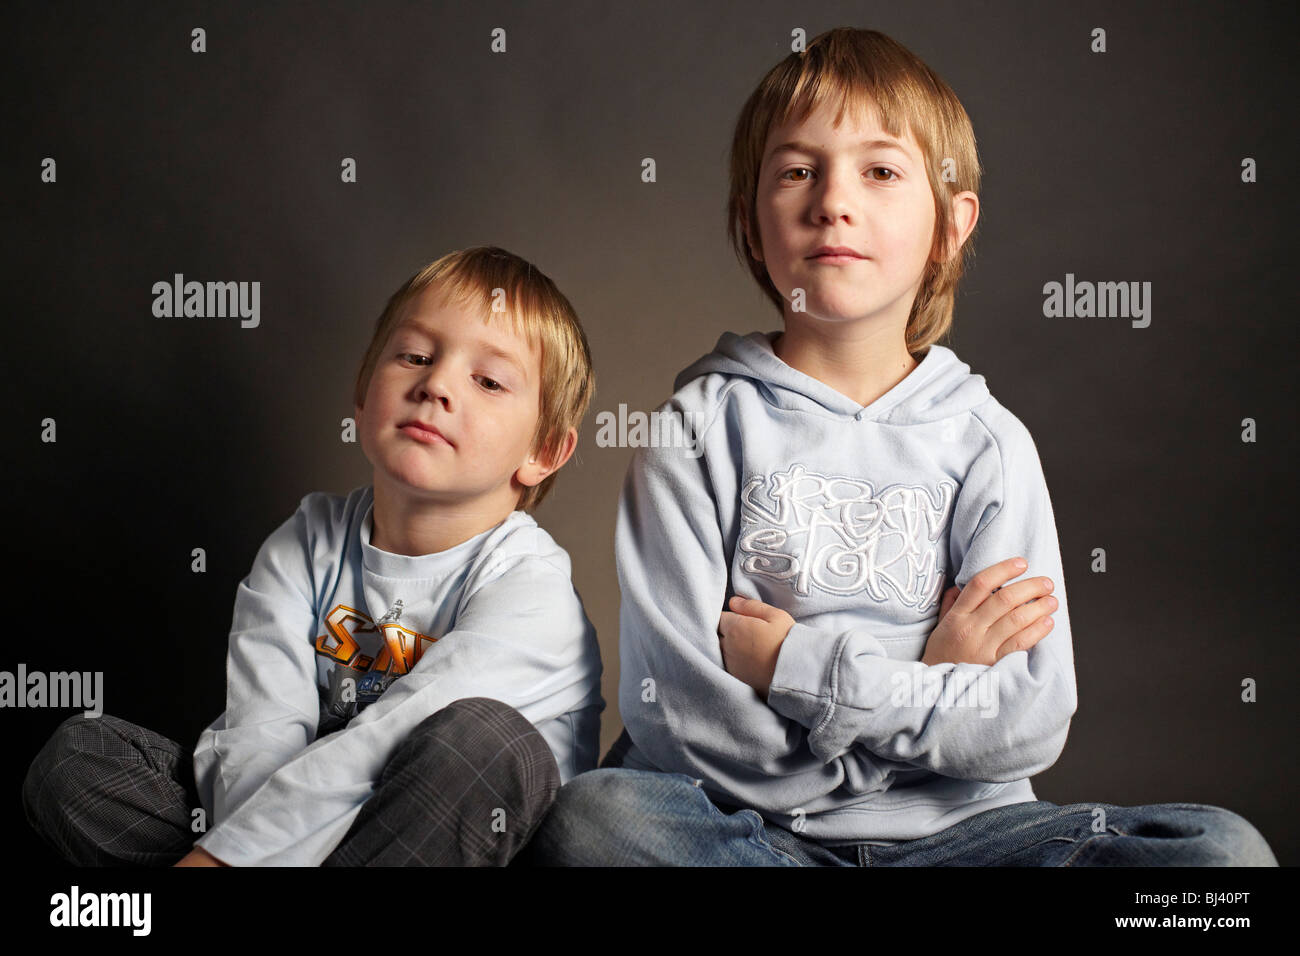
523 767 1278 866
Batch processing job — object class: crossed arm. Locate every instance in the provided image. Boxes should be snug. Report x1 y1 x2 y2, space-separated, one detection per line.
617 409 1077 796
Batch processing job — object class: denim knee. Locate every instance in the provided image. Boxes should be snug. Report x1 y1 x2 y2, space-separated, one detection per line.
533 769 703 852
1083 802 1279 867
1179 805 1277 866
549 768 649 823
526 769 646 865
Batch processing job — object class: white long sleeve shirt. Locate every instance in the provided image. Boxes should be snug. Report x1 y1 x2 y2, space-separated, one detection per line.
192 485 604 865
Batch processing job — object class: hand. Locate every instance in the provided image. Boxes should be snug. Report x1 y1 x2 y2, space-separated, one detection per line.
174 847 230 867
921 557 1057 667
718 595 795 700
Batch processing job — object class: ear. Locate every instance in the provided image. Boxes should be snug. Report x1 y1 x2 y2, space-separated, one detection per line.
741 210 764 263
935 190 979 264
515 427 578 488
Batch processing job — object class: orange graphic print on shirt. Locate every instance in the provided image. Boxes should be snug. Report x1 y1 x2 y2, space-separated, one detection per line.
314 602 440 727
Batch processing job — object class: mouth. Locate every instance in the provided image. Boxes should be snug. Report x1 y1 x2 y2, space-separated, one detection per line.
808 246 867 263
397 421 454 447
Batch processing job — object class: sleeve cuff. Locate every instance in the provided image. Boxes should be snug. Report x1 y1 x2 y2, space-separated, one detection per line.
766 622 842 730
194 824 257 867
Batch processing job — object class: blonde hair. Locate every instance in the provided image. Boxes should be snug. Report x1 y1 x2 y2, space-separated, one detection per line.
353 246 594 512
727 27 982 355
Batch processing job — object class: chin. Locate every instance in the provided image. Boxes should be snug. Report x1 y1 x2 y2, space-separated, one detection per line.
790 302 872 325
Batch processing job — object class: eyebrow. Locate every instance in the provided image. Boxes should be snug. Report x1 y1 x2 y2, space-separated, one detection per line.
768 138 914 161
395 322 530 381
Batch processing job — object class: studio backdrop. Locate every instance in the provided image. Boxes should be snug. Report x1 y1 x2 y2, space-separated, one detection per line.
5 0 1296 866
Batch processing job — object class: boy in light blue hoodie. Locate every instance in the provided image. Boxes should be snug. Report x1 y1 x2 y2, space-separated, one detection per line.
525 28 1276 866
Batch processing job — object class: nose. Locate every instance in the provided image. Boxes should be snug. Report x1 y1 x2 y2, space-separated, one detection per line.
811 162 856 225
416 358 454 410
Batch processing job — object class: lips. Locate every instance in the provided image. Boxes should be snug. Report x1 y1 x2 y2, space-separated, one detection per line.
810 245 866 259
398 421 453 447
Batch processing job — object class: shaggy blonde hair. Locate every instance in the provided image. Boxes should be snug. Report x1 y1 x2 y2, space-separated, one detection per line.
353 247 594 512
727 27 982 355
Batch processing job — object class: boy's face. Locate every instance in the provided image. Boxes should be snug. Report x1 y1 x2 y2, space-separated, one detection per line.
747 97 938 330
355 286 547 513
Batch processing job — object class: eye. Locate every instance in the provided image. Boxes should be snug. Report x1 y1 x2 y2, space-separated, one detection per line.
780 166 898 183
399 352 430 366
475 375 503 392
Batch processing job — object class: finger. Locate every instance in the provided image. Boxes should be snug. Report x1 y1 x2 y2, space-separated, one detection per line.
961 557 1029 608
958 558 1036 626
729 595 776 622
994 615 1054 661
719 610 752 639
978 579 1057 646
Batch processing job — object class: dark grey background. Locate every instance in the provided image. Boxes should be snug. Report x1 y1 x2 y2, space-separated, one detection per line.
5 0 1296 867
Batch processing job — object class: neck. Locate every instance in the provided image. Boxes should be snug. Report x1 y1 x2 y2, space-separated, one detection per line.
368 479 518 556
773 318 919 408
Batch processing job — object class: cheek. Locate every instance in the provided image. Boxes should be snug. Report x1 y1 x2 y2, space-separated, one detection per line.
356 399 379 441
360 405 382 450
910 195 938 254
359 385 394 444
880 213 932 265
511 404 542 458
762 201 796 251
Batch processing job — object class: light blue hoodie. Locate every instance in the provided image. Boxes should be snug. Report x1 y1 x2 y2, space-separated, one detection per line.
614 331 1077 844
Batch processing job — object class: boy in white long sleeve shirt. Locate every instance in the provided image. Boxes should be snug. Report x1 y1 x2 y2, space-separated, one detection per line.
24 246 604 866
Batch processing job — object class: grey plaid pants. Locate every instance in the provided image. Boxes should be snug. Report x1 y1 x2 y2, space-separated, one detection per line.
22 697 560 866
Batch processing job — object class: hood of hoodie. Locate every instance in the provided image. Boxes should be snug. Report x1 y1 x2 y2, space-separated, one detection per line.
673 331 990 425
